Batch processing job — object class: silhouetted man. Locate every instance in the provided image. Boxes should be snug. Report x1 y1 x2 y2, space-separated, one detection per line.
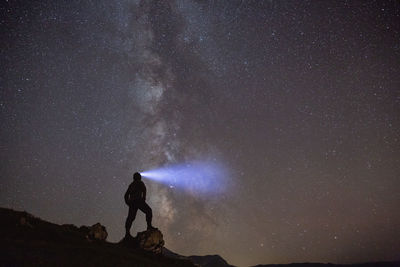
125 172 154 237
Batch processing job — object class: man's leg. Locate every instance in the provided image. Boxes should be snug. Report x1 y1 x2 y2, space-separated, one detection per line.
138 201 153 230
125 205 138 236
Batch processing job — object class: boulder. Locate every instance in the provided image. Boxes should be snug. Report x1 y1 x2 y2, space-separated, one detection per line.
19 215 34 228
136 228 164 253
120 228 164 254
80 223 108 241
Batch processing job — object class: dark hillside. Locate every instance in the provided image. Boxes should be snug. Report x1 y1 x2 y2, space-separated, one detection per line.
0 207 194 267
1 207 398 267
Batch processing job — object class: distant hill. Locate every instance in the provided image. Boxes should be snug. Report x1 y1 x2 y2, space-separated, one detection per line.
163 247 236 267
251 262 400 267
189 255 236 267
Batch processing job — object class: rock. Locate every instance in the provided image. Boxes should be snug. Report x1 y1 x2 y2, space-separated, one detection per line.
19 216 34 228
80 223 108 241
62 224 79 232
79 225 90 234
120 228 164 254
136 228 164 254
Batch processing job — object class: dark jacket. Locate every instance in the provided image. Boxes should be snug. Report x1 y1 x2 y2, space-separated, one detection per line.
125 180 146 205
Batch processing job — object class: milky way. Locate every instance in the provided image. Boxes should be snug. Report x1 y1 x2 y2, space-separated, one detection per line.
1 1 399 266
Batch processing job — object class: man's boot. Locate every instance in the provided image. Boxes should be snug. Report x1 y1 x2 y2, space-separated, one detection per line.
147 224 156 231
125 230 132 238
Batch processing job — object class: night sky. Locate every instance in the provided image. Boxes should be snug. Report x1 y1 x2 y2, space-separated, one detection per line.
1 1 400 266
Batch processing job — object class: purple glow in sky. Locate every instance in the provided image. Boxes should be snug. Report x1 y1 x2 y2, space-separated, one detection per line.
141 161 229 194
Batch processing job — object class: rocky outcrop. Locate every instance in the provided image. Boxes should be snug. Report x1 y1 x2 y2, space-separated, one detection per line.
120 228 164 254
136 228 164 253
80 223 108 241
19 214 35 228
0 207 195 267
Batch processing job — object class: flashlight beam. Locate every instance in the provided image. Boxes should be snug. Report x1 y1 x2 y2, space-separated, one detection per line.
140 161 227 194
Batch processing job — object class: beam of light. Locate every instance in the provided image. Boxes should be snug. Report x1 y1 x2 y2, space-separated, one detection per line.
140 161 228 194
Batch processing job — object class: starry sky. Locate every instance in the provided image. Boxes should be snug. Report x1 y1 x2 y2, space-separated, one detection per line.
1 1 400 266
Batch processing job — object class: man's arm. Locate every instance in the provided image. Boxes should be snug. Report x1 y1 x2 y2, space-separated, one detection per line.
124 185 130 204
142 182 146 200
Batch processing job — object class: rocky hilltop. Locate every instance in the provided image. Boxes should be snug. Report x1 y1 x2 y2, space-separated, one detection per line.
0 207 195 266
0 207 238 267
1 207 398 267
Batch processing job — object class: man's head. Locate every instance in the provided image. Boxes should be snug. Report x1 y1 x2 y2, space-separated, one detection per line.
133 172 142 181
